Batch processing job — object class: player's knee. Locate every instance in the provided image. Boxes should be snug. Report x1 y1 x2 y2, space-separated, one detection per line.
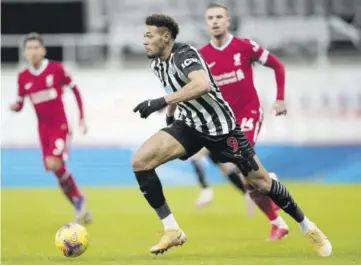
131 154 144 171
246 173 272 194
236 157 259 177
131 152 156 172
45 156 63 172
236 156 271 193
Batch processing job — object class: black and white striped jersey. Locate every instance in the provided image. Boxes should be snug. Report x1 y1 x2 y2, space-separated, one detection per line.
151 42 236 136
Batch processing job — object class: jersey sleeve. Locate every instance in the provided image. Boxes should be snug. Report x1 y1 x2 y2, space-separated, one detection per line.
244 39 285 100
17 74 25 101
244 39 270 65
174 47 205 77
58 63 74 87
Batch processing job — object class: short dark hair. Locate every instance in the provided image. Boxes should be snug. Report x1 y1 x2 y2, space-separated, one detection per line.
145 14 179 40
207 3 228 12
24 32 44 47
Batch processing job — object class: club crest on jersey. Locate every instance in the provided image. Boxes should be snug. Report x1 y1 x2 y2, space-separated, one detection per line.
24 82 33 90
233 53 241 66
46 74 54 87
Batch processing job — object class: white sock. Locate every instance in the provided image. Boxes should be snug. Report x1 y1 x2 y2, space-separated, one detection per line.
162 214 180 230
299 216 316 233
270 216 289 229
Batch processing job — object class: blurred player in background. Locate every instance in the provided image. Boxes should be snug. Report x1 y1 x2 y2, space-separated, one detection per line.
9 32 92 224
190 3 289 241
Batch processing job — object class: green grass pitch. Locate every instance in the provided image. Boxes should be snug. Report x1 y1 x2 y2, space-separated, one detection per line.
1 183 361 264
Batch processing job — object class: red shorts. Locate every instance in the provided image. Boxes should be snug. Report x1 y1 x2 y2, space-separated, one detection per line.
38 123 71 169
235 109 263 147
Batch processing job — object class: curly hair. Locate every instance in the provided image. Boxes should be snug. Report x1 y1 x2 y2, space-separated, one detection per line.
145 14 179 40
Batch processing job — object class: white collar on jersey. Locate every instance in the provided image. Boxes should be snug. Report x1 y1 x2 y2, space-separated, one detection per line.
28 59 49 76
210 34 234 51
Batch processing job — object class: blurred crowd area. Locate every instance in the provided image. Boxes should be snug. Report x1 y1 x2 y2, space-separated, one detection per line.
1 0 361 68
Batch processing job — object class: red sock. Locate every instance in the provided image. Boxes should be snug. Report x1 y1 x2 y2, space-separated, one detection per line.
55 165 82 204
248 186 278 221
271 199 280 212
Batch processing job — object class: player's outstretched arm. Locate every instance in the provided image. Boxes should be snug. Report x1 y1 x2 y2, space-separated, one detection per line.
264 53 287 116
263 53 287 116
10 76 25 112
164 70 210 105
133 70 210 119
249 40 286 116
60 64 87 133
70 85 87 132
262 52 285 101
71 86 84 119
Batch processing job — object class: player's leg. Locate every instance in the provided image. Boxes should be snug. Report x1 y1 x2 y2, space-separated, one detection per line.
44 155 91 223
239 114 288 240
216 158 289 237
213 156 246 193
190 148 211 189
214 160 259 216
191 148 247 208
207 126 332 257
189 148 214 208
245 118 281 214
242 156 331 255
131 121 202 254
44 131 91 224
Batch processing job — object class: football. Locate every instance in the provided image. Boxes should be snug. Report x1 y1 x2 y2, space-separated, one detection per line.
55 223 89 257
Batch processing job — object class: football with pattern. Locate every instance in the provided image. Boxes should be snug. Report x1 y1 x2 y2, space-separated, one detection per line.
55 223 89 257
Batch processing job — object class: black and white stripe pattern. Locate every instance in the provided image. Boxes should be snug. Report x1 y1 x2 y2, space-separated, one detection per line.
151 43 236 136
268 179 304 222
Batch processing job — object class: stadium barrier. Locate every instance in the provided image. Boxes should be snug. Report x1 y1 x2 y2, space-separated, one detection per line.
2 67 360 186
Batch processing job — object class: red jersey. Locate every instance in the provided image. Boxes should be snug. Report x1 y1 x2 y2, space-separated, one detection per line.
199 35 271 117
17 59 73 125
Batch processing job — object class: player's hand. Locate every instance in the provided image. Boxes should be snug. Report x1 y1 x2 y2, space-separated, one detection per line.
133 97 167 119
272 100 287 116
10 103 21 112
79 119 88 135
166 114 175 126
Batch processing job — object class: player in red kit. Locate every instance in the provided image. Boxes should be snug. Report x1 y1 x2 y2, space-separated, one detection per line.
190 4 288 241
9 32 92 224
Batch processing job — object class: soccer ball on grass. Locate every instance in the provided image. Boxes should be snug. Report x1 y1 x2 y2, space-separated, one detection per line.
55 222 89 257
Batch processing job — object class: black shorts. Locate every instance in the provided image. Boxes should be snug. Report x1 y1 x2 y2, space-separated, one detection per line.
161 120 255 164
